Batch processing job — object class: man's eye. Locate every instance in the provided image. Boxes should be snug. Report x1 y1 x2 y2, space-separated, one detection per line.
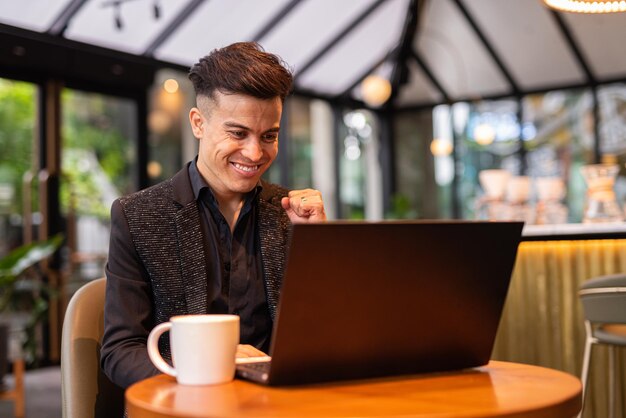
229 131 246 138
262 133 278 142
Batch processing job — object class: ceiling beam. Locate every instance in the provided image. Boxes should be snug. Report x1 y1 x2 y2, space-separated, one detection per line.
451 0 520 96
547 10 596 84
410 49 450 103
47 0 89 36
396 76 626 113
252 0 304 42
294 0 387 80
143 0 205 57
294 86 367 108
387 0 420 105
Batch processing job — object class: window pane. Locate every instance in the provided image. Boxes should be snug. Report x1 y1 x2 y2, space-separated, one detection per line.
393 110 435 219
598 83 626 214
338 109 382 220
148 69 192 185
287 97 313 190
452 99 521 219
61 89 138 284
523 89 593 223
0 78 37 255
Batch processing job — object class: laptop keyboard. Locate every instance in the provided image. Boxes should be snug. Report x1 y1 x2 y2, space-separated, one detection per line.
242 361 271 372
236 360 272 383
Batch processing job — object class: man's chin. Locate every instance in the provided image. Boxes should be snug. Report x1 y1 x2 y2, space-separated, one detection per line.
228 178 261 194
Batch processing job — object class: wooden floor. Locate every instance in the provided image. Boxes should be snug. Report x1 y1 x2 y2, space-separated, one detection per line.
0 366 61 418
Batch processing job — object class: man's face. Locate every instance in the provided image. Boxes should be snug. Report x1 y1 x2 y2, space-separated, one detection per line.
189 92 282 201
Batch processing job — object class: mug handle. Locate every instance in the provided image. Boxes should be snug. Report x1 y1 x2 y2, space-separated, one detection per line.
147 322 177 378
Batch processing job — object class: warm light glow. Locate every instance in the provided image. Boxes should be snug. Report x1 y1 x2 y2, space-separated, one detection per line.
148 109 172 134
474 123 496 146
147 161 163 178
430 138 453 157
163 78 179 93
361 75 392 107
544 0 626 13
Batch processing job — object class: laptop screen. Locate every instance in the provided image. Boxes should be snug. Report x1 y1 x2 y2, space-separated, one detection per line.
264 221 523 385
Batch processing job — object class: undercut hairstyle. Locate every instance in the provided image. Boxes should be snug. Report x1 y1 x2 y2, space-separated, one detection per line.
188 42 293 103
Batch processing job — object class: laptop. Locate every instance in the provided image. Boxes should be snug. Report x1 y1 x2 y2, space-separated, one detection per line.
236 220 524 386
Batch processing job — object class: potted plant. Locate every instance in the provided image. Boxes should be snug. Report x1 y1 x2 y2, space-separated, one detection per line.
0 234 63 385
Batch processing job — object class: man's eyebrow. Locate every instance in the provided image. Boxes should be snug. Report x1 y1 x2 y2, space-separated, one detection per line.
223 122 280 133
223 121 250 130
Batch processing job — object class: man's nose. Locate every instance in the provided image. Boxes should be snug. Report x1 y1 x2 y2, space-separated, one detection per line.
242 138 263 161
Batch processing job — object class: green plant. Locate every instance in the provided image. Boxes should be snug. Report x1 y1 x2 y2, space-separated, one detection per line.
0 234 63 363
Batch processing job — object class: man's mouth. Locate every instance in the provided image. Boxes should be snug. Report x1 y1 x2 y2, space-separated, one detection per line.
232 162 260 173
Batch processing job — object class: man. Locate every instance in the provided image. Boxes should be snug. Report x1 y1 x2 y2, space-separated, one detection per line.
101 42 326 389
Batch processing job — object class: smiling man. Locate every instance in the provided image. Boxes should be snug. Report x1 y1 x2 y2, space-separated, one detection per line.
101 42 326 390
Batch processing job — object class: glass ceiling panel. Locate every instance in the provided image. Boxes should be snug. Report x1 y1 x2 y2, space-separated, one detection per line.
260 0 379 74
350 60 395 103
64 0 193 55
155 0 292 66
564 12 626 80
296 0 409 96
397 59 445 106
0 0 71 32
464 0 585 90
416 0 509 100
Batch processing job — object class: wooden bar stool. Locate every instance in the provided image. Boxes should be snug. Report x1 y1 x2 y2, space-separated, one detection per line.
578 274 626 418
0 358 25 418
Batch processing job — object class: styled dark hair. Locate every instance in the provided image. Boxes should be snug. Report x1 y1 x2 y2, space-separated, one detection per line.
188 42 293 102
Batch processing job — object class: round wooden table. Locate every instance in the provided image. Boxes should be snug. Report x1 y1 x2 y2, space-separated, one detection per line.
126 360 582 418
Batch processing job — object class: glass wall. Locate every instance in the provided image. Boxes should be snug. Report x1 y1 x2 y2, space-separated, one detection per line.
398 86 624 224
61 88 138 286
286 97 314 190
0 78 37 256
523 89 593 223
598 83 626 212
337 109 383 220
394 109 434 219
148 69 194 185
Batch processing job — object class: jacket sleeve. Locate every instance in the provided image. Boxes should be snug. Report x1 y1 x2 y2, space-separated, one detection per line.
100 199 160 389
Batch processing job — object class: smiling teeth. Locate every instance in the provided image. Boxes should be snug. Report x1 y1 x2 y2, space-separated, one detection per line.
233 163 258 172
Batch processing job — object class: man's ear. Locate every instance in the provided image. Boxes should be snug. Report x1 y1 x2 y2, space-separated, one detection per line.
189 107 204 139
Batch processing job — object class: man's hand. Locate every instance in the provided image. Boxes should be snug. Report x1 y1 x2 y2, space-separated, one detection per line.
236 344 271 364
281 189 326 223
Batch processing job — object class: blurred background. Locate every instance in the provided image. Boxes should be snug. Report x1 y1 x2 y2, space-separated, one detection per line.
0 0 625 399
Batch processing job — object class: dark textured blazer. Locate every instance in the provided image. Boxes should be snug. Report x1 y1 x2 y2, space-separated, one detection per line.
101 163 291 389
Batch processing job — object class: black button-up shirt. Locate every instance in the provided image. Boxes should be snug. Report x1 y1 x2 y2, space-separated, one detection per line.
189 160 272 353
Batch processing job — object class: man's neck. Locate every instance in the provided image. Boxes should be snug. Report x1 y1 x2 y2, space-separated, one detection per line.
214 191 245 233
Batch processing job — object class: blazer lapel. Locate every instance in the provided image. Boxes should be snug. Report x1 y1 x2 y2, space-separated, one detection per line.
258 186 290 320
171 164 208 314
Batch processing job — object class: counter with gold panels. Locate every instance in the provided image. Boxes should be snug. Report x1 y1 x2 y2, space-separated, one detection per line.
492 226 626 418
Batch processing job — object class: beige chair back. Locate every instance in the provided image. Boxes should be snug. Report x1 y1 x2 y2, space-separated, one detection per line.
61 277 124 418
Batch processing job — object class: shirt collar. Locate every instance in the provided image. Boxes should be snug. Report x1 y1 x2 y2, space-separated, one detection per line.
188 157 263 205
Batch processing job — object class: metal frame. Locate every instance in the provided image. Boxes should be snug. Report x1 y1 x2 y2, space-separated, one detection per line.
548 10 602 163
452 0 520 96
293 0 387 80
253 0 304 42
143 0 205 57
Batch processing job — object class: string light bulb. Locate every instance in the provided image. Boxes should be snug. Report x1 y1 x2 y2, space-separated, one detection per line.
163 79 179 94
544 0 626 13
430 138 453 157
474 123 496 146
361 75 392 107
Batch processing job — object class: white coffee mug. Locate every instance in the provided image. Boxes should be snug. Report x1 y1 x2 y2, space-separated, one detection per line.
147 314 239 385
